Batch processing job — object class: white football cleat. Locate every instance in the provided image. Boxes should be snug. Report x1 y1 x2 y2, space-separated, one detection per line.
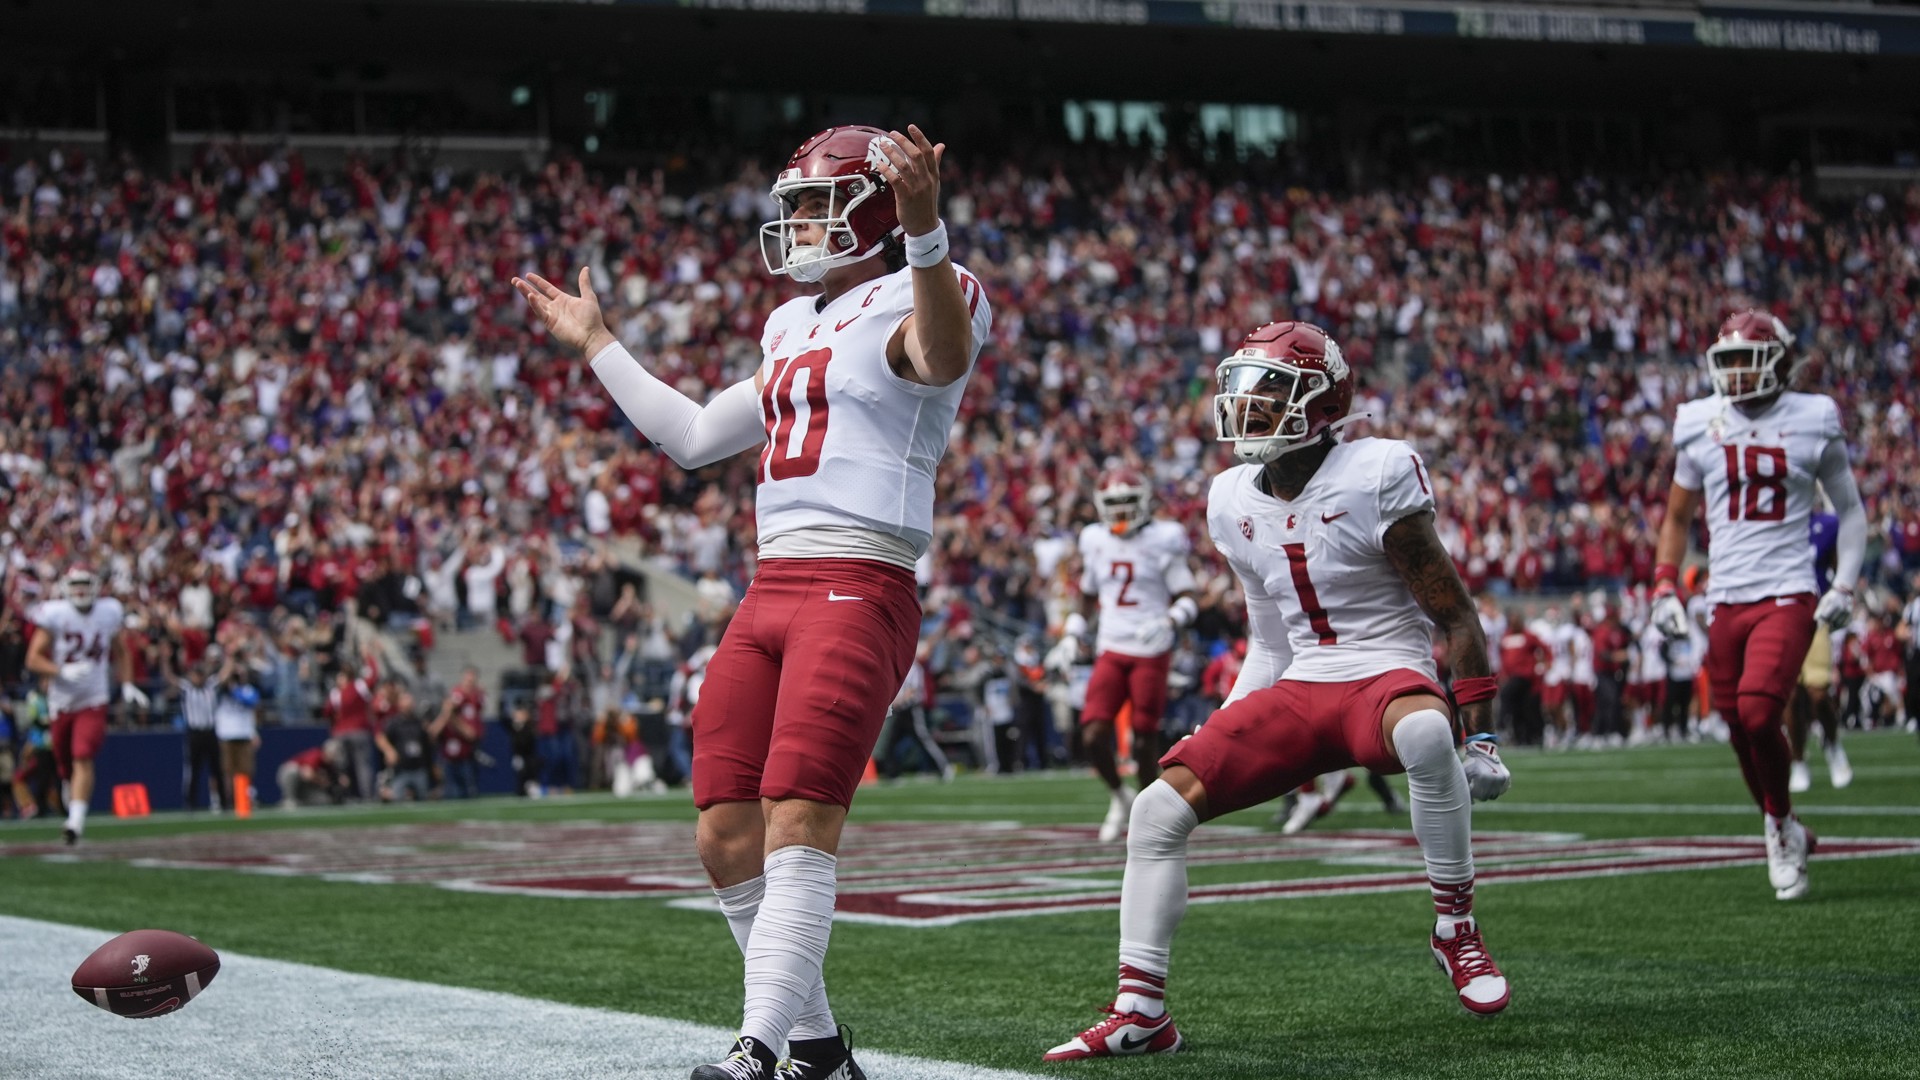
1765 816 1815 900
1825 741 1852 789
1281 791 1324 835
1043 1004 1182 1061
1098 787 1135 843
1431 917 1510 1015
1788 761 1811 794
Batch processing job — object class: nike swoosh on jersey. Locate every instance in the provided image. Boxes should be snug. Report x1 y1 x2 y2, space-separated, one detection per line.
1322 511 1350 523
835 315 861 331
827 591 864 602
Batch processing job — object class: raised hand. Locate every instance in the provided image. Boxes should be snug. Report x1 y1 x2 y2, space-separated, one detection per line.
872 125 944 237
511 267 616 358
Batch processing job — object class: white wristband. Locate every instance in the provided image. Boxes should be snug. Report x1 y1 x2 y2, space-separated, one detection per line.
904 221 949 268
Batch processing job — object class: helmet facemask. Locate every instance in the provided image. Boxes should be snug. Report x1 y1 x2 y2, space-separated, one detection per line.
760 175 886 283
1214 354 1334 464
64 570 99 613
1706 338 1790 403
1095 483 1150 536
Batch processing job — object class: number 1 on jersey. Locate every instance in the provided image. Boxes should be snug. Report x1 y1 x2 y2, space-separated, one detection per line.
1723 444 1787 522
761 348 832 480
1282 543 1338 645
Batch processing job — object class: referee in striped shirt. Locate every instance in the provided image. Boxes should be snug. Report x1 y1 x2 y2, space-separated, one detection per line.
179 654 230 811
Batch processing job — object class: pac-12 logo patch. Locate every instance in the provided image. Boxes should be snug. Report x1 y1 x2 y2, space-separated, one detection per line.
1239 516 1254 540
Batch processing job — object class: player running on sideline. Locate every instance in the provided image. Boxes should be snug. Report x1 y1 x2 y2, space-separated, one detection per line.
24 566 149 845
517 124 988 1080
1070 467 1198 841
1651 311 1864 901
1044 321 1511 1062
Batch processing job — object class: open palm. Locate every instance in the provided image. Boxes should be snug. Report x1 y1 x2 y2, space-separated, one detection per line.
512 268 614 356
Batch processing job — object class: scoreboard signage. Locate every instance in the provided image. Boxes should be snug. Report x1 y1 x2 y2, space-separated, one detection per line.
545 0 1920 56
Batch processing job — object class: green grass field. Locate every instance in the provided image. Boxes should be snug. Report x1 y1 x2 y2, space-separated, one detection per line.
5 732 1919 1079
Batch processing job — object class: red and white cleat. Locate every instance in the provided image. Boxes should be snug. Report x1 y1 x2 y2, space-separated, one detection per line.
1431 918 1510 1015
1042 1003 1182 1061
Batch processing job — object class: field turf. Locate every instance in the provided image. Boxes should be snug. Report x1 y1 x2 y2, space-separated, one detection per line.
3 731 1917 1078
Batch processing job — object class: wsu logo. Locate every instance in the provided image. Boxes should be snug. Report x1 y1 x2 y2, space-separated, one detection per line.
130 954 152 983
864 136 900 173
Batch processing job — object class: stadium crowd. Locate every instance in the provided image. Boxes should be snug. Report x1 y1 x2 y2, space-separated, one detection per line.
2 140 1919 807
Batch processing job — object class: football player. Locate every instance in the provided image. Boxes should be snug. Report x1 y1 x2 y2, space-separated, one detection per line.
1045 322 1510 1062
1652 311 1864 901
23 566 149 844
517 124 990 1080
1070 466 1198 841
1788 512 1849 792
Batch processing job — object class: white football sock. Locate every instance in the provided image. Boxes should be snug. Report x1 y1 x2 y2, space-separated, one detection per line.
716 875 839 1044
66 799 87 834
1115 781 1199 1018
740 846 838 1051
1393 709 1475 932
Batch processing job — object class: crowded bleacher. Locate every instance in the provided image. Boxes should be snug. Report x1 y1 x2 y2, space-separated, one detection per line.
3 141 1918 807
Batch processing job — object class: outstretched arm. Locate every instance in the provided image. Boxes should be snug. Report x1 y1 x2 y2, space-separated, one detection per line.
1383 511 1492 735
876 126 976 387
513 267 765 469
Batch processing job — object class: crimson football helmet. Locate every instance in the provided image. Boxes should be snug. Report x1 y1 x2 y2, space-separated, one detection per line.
1214 321 1356 463
63 564 99 612
759 126 904 283
1094 467 1151 535
1707 310 1798 403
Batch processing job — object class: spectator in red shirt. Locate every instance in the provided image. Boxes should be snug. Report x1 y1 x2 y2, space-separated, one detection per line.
1498 612 1551 746
276 740 350 808
431 666 487 799
242 550 280 613
1589 605 1634 741
325 652 379 800
1865 614 1909 728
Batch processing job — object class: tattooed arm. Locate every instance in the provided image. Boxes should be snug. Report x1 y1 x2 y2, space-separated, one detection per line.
1383 510 1493 736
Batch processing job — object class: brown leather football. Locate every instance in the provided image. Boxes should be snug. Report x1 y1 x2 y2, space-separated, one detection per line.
71 929 220 1018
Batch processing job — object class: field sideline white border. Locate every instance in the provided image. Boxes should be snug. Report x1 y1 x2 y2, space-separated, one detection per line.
1 916 1042 1080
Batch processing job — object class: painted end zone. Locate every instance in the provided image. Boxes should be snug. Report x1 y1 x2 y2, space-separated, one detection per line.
8 822 1919 927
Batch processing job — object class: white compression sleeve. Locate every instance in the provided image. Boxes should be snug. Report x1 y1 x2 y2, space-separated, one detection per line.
1117 780 1199 1002
1818 439 1867 590
589 342 765 469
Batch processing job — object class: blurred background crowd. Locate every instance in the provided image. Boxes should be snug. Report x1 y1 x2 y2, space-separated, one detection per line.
3 141 1918 807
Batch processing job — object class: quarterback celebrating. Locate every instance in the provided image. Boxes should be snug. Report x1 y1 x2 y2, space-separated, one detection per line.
1651 311 1864 901
1045 322 1511 1062
24 566 149 845
1072 467 1198 841
516 124 989 1080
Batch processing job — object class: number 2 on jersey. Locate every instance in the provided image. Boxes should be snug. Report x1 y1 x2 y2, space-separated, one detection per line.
761 348 831 480
1723 445 1787 522
1110 560 1137 607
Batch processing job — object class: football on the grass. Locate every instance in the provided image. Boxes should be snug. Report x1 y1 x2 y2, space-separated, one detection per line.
71 929 220 1018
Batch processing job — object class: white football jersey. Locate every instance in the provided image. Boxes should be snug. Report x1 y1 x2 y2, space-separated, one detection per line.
30 598 125 714
1206 438 1438 683
1078 520 1197 658
1529 620 1574 685
1569 625 1596 687
1673 392 1847 606
753 263 992 556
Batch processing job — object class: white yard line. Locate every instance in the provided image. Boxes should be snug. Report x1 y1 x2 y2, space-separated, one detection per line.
1 916 1041 1080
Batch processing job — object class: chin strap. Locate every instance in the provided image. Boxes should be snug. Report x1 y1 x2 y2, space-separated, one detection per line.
1267 412 1375 459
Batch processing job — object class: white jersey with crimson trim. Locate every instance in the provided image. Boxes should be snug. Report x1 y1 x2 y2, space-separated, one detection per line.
753 263 992 557
1078 520 1196 658
1673 391 1845 606
1206 437 1438 682
29 598 125 714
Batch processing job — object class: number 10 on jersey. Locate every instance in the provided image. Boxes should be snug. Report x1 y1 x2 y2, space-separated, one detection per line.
762 348 831 480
